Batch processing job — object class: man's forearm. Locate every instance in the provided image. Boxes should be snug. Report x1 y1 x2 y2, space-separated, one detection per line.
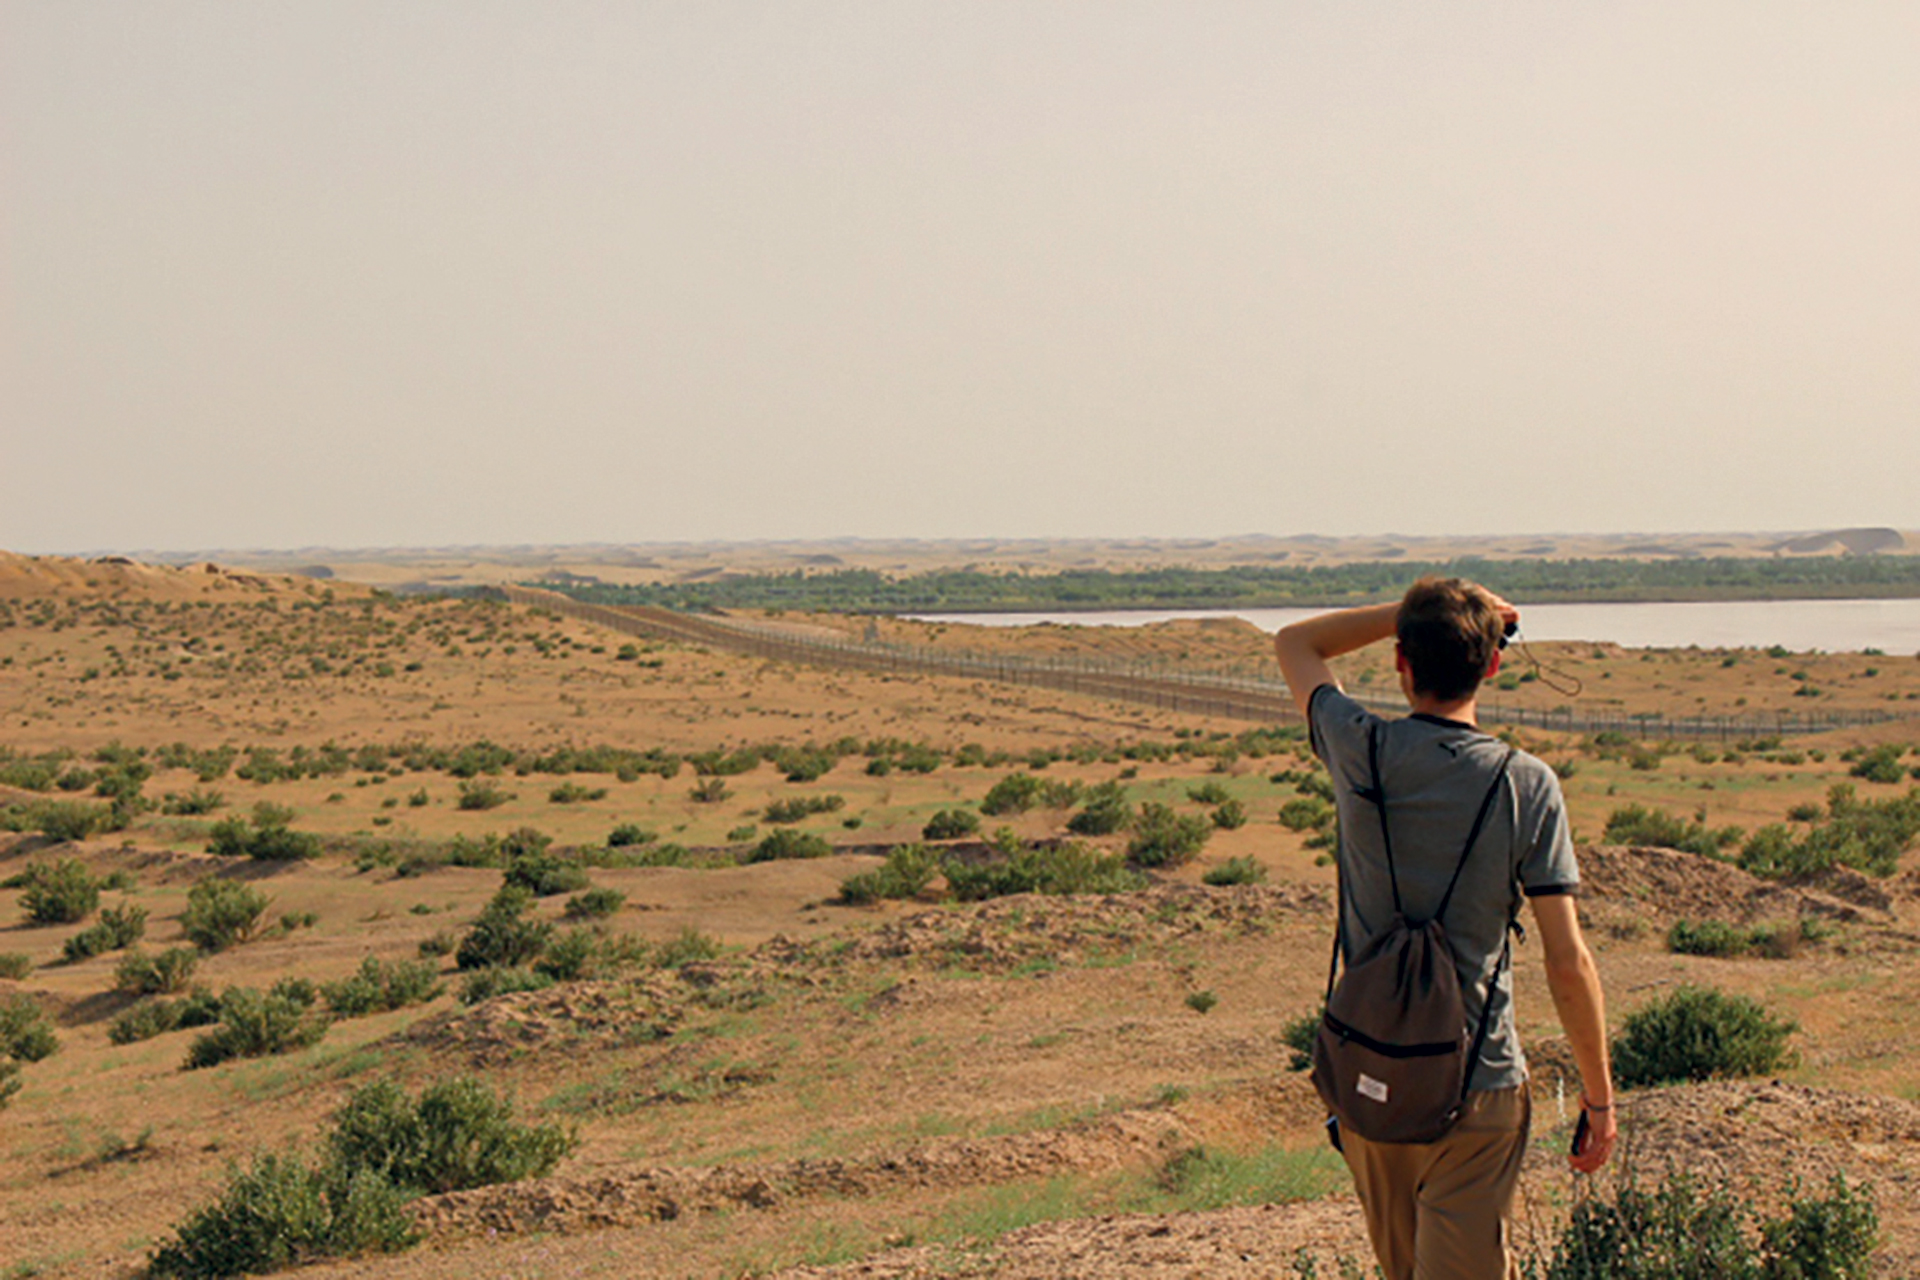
1544 951 1613 1105
1275 603 1399 662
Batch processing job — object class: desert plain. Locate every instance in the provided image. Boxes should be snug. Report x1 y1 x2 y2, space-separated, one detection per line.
3 549 1920 1277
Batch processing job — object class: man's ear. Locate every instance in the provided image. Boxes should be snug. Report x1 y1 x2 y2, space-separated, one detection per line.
1485 649 1502 679
1394 644 1409 674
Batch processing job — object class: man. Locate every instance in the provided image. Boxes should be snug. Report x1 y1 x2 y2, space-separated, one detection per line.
1273 578 1615 1279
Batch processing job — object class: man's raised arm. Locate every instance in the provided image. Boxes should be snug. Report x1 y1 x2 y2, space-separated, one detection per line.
1272 603 1400 719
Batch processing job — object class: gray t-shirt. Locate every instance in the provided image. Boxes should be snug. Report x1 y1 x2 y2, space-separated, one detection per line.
1309 684 1579 1092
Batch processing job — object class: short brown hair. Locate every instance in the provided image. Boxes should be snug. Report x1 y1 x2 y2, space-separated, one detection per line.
1396 577 1503 702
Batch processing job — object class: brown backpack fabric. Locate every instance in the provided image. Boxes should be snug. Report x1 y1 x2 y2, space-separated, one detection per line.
1311 723 1516 1145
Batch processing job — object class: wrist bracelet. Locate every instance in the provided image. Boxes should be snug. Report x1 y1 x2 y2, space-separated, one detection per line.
1581 1097 1613 1112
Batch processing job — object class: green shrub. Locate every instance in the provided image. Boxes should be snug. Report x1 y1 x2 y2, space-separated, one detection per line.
1613 985 1797 1087
185 985 326 1069
417 929 456 959
18 858 101 924
920 809 981 841
502 853 589 897
980 773 1043 816
321 957 443 1018
1202 856 1267 886
749 828 832 863
162 789 226 816
110 997 188 1045
1185 780 1231 805
147 1153 414 1279
118 945 201 994
454 886 552 971
763 794 845 824
943 837 1146 900
563 887 626 920
1127 802 1212 868
207 803 322 861
1537 1172 1876 1280
63 901 148 961
1 993 59 1062
0 952 31 980
1739 784 1920 879
1280 1008 1319 1071
181 877 270 951
1067 782 1133 836
458 965 554 1005
326 1077 576 1195
1277 797 1334 832
688 777 731 803
654 925 721 969
606 823 655 847
546 782 608 804
1849 744 1907 785
1603 804 1742 857
30 799 107 843
1211 798 1248 830
838 844 939 905
455 779 514 811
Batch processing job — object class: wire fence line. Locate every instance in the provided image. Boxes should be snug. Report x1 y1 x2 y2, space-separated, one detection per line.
500 586 1913 741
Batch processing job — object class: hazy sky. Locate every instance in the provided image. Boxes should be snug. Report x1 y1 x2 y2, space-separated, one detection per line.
5 3 1917 554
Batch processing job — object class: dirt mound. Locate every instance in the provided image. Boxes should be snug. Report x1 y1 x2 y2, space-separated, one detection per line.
406 978 683 1065
413 1105 1196 1239
1577 843 1893 927
807 883 1330 975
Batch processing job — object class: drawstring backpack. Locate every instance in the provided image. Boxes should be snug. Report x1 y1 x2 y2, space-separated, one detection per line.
1311 722 1516 1145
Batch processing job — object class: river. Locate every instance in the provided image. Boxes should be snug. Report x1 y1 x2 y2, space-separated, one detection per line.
907 598 1920 654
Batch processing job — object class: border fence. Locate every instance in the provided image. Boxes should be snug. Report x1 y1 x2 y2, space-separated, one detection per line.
499 585 1911 741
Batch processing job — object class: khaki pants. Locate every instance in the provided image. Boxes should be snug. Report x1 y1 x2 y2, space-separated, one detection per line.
1338 1085 1530 1280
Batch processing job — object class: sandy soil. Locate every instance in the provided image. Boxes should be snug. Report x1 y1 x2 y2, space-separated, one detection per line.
3 554 1919 1278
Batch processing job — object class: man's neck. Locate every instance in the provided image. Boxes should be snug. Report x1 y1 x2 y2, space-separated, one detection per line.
1407 692 1479 726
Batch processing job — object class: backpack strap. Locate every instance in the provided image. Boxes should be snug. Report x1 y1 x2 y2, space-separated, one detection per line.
1434 746 1517 923
1353 720 1403 916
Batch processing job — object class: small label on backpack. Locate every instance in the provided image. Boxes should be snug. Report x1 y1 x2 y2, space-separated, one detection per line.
1357 1073 1390 1103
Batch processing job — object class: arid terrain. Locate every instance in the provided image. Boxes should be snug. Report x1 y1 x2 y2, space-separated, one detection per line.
4 552 1920 1277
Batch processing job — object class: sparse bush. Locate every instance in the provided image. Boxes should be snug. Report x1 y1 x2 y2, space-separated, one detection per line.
454 885 552 971
1536 1171 1876 1280
1211 798 1248 830
118 946 201 994
181 877 270 951
1203 856 1267 886
1739 784 1920 879
921 809 980 841
30 799 107 843
838 844 938 905
688 777 731 803
1067 781 1133 836
0 952 31 981
185 985 326 1069
326 1077 576 1195
546 781 608 804
1280 1008 1320 1071
1665 918 1801 959
1185 990 1218 1015
110 998 187 1045
943 836 1146 900
1612 984 1796 1087
162 789 225 816
1127 802 1212 868
18 857 101 924
748 828 832 863
1603 804 1741 857
63 901 148 962
417 930 456 959
1 993 59 1062
980 773 1043 816
146 1150 416 1279
208 802 321 861
321 957 443 1018
763 794 845 824
501 852 589 898
455 779 514 811
1278 797 1334 833
654 925 721 969
1186 781 1231 805
606 823 655 847
564 887 626 920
